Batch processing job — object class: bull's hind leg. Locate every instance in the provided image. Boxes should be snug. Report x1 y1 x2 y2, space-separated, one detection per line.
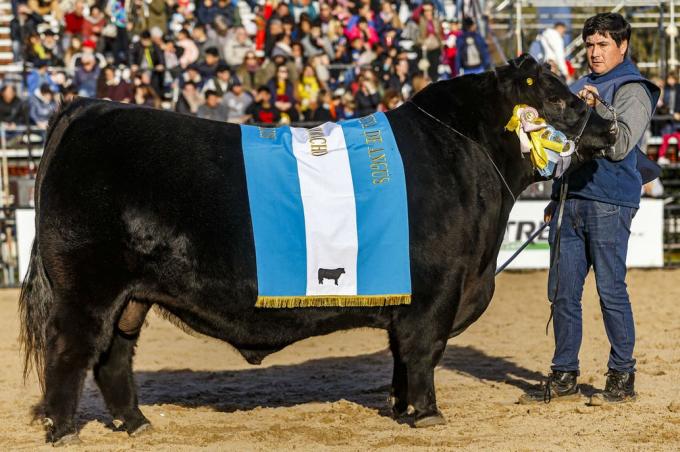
43 302 115 445
94 300 151 436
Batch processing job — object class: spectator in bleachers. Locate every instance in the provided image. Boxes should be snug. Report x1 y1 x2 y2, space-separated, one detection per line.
176 28 200 68
442 18 462 77
73 53 102 98
198 0 219 27
82 5 106 41
181 63 205 89
379 88 403 112
236 51 261 94
0 85 26 127
456 16 490 76
192 24 216 59
355 69 381 117
197 89 230 121
245 85 280 124
224 26 254 68
202 63 232 97
28 0 62 21
105 0 130 65
267 63 298 122
25 32 46 64
163 37 181 76
222 80 253 124
63 36 83 71
42 30 65 66
215 0 241 28
29 83 57 129
10 4 43 61
64 1 86 38
656 73 680 164
196 46 224 79
297 64 321 115
384 54 413 100
26 60 58 94
96 65 133 102
417 1 444 81
133 84 161 108
176 80 203 115
305 89 333 122
301 20 333 60
130 31 165 95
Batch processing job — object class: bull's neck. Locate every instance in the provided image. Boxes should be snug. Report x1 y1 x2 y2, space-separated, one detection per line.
406 75 534 204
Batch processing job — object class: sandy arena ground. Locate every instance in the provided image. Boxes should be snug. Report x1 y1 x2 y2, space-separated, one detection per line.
1 269 679 450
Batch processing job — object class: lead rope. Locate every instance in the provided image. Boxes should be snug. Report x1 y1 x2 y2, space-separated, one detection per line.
407 101 517 203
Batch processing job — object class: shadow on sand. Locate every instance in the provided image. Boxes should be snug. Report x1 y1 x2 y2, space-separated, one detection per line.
88 345 562 415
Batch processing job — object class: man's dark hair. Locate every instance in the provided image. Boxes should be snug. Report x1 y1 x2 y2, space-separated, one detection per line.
462 17 475 32
582 13 631 49
554 21 566 29
256 85 270 93
205 47 219 57
204 89 218 98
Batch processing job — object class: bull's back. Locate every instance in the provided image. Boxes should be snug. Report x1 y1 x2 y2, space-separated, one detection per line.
38 100 256 298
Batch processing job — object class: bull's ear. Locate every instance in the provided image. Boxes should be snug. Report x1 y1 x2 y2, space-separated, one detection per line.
509 53 539 70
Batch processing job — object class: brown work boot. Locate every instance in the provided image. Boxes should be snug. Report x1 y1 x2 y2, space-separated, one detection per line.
518 370 583 404
589 370 637 405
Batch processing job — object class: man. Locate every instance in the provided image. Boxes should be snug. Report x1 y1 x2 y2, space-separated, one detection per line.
73 53 101 98
222 80 253 124
455 17 490 76
531 22 571 82
197 90 230 122
130 31 165 95
246 86 281 124
531 13 660 405
202 63 232 97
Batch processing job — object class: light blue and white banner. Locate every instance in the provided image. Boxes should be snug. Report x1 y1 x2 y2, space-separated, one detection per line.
241 113 411 308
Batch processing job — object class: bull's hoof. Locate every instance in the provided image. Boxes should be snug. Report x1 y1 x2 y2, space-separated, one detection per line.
414 411 446 428
52 433 81 447
129 422 152 437
388 395 409 418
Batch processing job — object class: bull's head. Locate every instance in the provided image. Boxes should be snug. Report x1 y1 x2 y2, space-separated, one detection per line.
497 54 617 174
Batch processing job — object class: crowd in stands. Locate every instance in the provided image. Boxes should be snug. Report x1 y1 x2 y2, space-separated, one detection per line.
0 0 495 129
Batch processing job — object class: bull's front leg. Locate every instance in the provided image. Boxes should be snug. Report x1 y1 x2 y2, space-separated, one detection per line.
388 331 409 417
390 319 449 427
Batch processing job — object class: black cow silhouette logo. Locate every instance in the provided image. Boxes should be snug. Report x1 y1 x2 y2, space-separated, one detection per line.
318 268 345 285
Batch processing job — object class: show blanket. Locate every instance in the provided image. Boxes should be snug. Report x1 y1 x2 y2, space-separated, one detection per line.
241 113 411 308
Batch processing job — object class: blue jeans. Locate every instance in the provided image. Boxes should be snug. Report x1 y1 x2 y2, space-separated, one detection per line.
548 198 637 373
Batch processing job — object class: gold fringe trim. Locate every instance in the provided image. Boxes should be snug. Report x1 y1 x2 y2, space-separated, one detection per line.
255 294 411 308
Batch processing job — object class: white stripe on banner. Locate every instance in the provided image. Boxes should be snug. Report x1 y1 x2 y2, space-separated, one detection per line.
291 123 358 295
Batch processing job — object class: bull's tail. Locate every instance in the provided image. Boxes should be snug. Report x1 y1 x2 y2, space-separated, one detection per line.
18 239 53 391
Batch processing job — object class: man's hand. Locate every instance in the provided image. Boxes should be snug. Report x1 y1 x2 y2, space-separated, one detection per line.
578 85 600 107
544 200 557 223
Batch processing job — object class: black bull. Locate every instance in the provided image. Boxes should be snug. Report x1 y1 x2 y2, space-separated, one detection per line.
20 55 615 444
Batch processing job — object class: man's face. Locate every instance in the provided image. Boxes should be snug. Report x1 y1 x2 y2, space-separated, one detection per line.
2 86 15 102
218 70 230 81
585 32 627 75
206 94 219 107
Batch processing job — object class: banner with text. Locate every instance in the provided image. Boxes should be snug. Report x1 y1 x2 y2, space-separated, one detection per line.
497 199 664 269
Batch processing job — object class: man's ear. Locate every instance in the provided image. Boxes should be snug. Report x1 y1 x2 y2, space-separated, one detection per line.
619 39 629 57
